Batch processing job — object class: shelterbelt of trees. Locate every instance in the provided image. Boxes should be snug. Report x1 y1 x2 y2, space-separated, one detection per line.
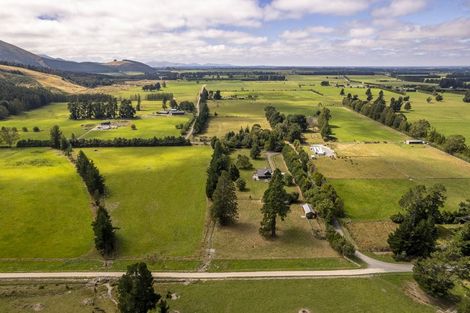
16 136 191 148
0 77 66 120
67 94 136 119
342 90 470 161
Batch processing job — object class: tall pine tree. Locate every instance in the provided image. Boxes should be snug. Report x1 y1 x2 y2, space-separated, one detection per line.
205 140 229 198
117 263 160 313
259 169 290 238
211 171 238 225
50 125 62 149
92 206 116 256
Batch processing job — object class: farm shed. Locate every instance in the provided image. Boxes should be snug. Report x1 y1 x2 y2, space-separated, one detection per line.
302 204 317 219
405 139 425 144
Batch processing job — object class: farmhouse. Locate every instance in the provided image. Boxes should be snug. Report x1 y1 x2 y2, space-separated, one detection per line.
156 109 186 115
169 108 185 115
302 203 317 219
253 168 272 180
405 139 425 145
97 121 111 130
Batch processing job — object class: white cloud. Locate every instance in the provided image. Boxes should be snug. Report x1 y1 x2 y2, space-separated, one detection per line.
373 0 428 17
349 27 375 37
0 0 468 66
265 0 373 19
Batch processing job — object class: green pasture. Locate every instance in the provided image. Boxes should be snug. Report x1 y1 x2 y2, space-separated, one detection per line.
158 275 434 313
0 148 93 258
403 91 470 140
81 146 211 257
329 107 407 142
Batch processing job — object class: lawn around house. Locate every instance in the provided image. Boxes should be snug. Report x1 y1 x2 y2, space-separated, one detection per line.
0 148 94 258
211 150 345 263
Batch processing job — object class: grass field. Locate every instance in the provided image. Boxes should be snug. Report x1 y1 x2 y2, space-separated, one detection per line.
0 275 433 313
0 281 116 313
0 148 93 258
81 146 211 257
402 91 470 140
158 275 434 313
329 107 407 142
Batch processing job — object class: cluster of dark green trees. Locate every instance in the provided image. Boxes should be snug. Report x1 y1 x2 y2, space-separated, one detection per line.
145 92 173 101
142 82 161 91
387 185 470 309
0 77 66 120
282 145 345 223
325 226 355 258
75 150 105 198
49 125 72 154
69 136 190 148
317 108 332 140
342 92 470 158
413 223 469 302
264 106 308 143
193 88 210 134
117 262 170 313
0 127 20 147
17 135 190 148
67 94 136 119
220 125 280 153
388 184 446 260
464 90 470 103
205 139 239 225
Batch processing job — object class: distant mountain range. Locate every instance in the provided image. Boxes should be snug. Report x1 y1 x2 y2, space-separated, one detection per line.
0 40 235 74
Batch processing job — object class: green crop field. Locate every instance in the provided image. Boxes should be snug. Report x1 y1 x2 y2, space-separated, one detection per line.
158 275 434 313
0 148 93 258
81 146 211 257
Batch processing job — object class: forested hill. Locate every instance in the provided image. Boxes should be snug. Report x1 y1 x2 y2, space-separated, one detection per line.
0 77 66 120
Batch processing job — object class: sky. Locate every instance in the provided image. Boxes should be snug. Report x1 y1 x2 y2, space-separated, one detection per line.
1 0 469 66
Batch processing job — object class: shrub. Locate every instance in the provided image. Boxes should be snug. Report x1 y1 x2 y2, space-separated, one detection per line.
33 126 40 132
326 226 355 258
22 127 28 132
131 124 137 130
236 177 246 191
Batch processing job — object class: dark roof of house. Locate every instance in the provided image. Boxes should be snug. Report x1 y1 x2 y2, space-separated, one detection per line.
256 169 272 176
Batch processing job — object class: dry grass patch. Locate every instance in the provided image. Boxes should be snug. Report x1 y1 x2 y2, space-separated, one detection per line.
212 200 338 259
315 142 470 179
0 64 87 93
345 220 397 251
